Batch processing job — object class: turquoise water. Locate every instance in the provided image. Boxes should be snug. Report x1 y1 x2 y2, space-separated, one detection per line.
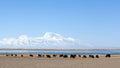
0 50 120 55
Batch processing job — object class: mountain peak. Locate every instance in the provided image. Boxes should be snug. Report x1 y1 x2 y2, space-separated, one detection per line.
43 32 63 39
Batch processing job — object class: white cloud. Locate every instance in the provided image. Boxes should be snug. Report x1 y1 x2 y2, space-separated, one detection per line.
0 32 93 49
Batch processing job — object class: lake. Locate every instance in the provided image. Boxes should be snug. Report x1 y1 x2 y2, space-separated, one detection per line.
0 49 120 55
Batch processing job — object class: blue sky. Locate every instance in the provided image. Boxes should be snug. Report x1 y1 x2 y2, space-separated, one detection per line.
0 0 120 48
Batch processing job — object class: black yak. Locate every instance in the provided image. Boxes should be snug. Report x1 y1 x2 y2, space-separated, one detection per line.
29 54 33 57
46 55 51 58
38 54 42 57
53 55 57 57
15 54 17 56
70 55 76 58
21 54 23 57
96 55 99 58
63 55 68 58
11 54 13 56
89 55 94 58
6 54 9 56
105 54 111 58
83 55 87 58
78 55 81 57
59 54 64 57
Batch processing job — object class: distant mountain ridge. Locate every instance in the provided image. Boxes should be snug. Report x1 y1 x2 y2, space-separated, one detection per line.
0 48 120 51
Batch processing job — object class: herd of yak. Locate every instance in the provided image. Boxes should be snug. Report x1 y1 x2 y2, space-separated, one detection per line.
5 54 111 58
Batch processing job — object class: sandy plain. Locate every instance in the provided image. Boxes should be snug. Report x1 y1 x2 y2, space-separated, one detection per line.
0 55 119 68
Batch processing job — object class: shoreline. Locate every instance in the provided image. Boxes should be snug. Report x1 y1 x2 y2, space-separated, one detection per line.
0 54 120 58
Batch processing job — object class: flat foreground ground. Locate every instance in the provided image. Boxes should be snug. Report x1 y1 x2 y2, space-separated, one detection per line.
0 56 120 68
